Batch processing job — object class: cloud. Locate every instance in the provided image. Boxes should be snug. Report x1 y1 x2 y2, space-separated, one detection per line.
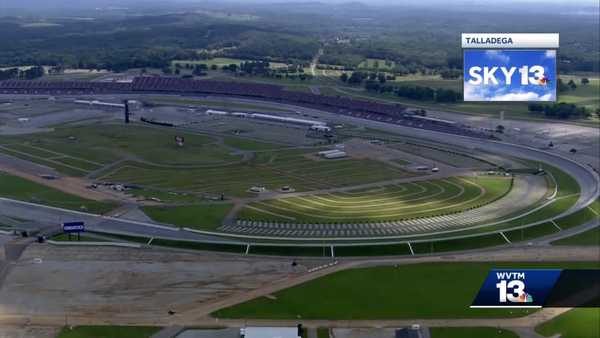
544 50 556 59
464 82 555 101
484 50 510 64
489 91 554 101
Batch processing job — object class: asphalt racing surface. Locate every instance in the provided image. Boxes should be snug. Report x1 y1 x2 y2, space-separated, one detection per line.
0 98 597 245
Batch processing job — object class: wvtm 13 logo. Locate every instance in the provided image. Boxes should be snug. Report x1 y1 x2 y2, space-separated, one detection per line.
495 272 533 304
471 269 562 308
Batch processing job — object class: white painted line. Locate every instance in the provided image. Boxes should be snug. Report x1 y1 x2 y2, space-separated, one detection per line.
46 240 141 248
551 220 562 231
245 244 250 255
0 197 179 232
500 232 511 244
407 242 414 255
147 237 154 245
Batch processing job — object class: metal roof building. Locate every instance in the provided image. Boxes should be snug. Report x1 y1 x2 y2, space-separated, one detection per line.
242 327 300 338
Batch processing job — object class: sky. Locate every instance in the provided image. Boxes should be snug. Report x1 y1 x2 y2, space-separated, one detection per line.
463 50 557 102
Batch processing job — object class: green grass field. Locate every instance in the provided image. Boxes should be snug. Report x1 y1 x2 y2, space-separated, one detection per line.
430 327 518 338
358 58 396 71
213 262 598 320
552 226 600 246
389 142 494 168
51 233 110 242
142 203 233 231
535 308 600 338
102 148 413 197
57 326 161 338
558 76 600 115
316 328 329 338
237 176 512 223
0 172 117 214
223 137 285 151
0 124 239 176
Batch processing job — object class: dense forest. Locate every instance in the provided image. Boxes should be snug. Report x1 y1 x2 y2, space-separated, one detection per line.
0 1 598 73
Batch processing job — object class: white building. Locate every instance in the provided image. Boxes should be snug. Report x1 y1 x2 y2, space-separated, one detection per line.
324 151 347 159
241 327 300 338
205 109 229 116
318 149 347 159
318 149 341 156
74 100 125 108
249 113 326 126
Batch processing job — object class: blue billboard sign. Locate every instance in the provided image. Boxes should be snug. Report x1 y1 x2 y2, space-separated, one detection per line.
63 221 85 233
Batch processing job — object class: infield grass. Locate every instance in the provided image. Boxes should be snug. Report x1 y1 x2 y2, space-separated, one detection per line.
103 148 412 197
57 326 161 338
0 172 117 214
142 203 233 231
0 124 239 175
238 176 512 223
430 327 519 338
535 308 600 338
552 226 600 246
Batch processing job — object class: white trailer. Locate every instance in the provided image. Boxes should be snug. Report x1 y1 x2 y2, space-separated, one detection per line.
318 149 341 156
74 100 125 108
324 151 347 159
249 113 326 126
205 109 229 116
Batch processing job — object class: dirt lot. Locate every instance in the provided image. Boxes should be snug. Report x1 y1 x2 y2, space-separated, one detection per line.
0 244 310 325
0 326 58 338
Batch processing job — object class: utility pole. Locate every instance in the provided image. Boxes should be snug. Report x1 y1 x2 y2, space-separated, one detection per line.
123 100 130 123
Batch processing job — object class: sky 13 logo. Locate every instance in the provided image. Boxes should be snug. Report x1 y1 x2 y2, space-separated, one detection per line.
463 50 556 102
468 65 548 86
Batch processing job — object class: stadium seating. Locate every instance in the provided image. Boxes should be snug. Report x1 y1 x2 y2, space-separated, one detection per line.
0 77 491 139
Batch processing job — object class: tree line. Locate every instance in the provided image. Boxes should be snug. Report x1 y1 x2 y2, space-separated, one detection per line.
340 71 460 103
528 102 589 119
0 66 44 80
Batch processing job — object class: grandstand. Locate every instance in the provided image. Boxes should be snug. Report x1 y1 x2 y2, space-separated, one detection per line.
0 77 490 139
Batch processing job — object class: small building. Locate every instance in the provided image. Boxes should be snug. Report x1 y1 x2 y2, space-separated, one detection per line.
74 99 125 108
318 149 341 156
206 109 229 116
249 113 326 127
241 327 300 338
324 151 347 159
